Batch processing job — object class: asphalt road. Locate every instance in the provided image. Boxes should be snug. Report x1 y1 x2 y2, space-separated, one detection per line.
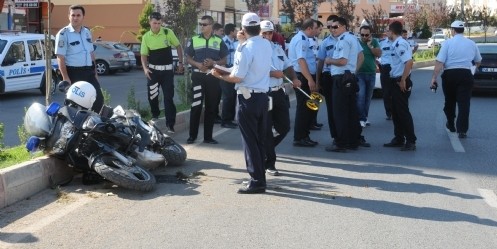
0 67 497 248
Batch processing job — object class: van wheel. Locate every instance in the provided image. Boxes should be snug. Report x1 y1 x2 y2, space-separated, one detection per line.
40 73 57 96
96 60 109 75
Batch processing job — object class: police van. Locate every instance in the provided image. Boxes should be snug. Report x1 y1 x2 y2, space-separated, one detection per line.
0 32 59 95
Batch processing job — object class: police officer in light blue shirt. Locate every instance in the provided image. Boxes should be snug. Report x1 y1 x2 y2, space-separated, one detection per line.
211 13 272 194
378 31 393 119
325 17 363 152
55 4 103 113
288 18 319 147
383 21 416 151
316 15 339 141
431 20 482 138
219 23 239 128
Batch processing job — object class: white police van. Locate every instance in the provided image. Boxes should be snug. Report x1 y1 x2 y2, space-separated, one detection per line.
0 32 59 95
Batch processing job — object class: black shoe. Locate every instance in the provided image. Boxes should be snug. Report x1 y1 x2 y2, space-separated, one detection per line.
187 137 196 144
305 136 318 145
167 125 175 134
315 123 324 128
203 139 219 144
237 182 266 194
309 125 322 130
386 114 392 120
266 168 280 176
384 138 405 147
221 122 238 129
458 133 467 138
400 142 416 151
446 122 456 132
293 139 315 147
325 144 347 152
359 136 371 147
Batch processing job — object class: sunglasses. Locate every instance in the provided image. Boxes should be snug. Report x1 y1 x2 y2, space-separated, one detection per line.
199 23 211 26
360 34 370 37
328 25 340 30
149 14 161 20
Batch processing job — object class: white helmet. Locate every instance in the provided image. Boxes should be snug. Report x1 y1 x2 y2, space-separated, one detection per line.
66 81 96 109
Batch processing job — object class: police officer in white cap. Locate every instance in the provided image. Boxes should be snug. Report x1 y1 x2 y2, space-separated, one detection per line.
431 20 482 138
211 13 272 194
260 20 301 176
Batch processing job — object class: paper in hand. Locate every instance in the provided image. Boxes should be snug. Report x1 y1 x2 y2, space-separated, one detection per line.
214 64 232 75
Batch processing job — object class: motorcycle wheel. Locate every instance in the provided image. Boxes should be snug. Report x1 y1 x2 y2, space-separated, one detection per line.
92 155 156 191
160 137 187 166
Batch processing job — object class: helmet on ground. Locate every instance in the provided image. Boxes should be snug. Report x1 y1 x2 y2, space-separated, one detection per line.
66 81 96 109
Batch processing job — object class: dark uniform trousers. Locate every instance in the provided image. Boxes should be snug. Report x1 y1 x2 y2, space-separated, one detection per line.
379 64 392 117
294 72 317 141
147 68 176 127
189 72 222 140
265 88 290 169
67 67 104 113
331 74 361 147
238 93 268 186
220 77 237 123
441 69 473 133
320 72 337 140
390 76 416 143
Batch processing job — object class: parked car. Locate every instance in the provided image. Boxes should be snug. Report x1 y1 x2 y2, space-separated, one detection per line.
427 34 447 48
109 42 136 71
0 32 59 95
473 43 497 92
125 42 183 74
93 41 134 75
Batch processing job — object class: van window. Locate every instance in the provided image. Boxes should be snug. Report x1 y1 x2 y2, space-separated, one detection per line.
4 41 26 64
28 40 43 61
0 39 7 54
41 39 57 59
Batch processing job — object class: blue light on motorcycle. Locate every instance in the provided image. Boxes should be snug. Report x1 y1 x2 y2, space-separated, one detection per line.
46 102 61 116
26 136 41 152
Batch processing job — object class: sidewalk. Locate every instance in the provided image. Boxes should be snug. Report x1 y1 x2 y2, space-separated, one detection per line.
0 60 436 209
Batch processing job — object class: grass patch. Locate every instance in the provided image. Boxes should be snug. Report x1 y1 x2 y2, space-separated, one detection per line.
0 146 43 169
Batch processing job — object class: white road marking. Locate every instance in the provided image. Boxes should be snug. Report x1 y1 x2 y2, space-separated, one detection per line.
447 129 465 153
0 197 94 246
478 188 497 209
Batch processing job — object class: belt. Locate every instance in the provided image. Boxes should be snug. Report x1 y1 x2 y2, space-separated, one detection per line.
270 85 284 92
67 66 93 71
236 89 267 94
148 64 173 71
192 68 209 73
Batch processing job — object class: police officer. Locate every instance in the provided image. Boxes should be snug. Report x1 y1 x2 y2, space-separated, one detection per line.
220 23 238 129
141 12 184 133
430 20 482 138
260 20 301 176
378 31 393 120
288 18 319 147
316 15 339 143
185 15 228 144
326 17 362 152
401 29 418 54
55 5 104 113
383 21 417 151
211 13 272 194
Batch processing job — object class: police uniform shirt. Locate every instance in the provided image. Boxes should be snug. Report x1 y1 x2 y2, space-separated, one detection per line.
389 36 413 78
140 27 180 65
223 35 238 67
231 36 272 92
317 35 338 73
379 38 393 65
270 42 291 87
330 32 360 75
288 31 316 74
436 34 482 70
309 37 319 57
55 24 94 67
407 38 417 52
186 34 228 66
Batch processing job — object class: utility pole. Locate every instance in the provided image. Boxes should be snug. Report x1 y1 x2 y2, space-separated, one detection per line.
313 0 317 19
461 0 464 19
45 0 53 105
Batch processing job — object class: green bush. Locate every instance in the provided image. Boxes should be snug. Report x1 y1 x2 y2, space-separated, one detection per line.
0 122 4 150
176 77 192 107
17 107 29 146
126 84 151 120
102 88 111 106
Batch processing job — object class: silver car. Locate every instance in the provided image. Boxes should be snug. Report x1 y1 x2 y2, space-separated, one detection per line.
93 41 135 75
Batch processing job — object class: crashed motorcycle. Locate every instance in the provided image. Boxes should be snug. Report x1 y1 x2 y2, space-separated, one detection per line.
108 106 187 166
25 81 156 191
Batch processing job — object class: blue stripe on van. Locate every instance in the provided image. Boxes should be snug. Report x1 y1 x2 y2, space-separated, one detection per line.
30 66 46 73
7 73 43 79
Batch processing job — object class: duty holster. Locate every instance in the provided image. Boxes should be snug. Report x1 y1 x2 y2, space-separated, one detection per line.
340 70 359 93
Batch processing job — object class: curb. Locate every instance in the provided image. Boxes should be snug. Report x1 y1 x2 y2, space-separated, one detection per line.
0 59 434 209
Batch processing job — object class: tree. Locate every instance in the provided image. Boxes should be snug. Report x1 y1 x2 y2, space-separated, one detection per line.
281 0 324 24
478 5 494 42
403 1 424 34
334 0 357 28
362 4 388 37
462 5 478 37
425 2 450 33
137 1 154 42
